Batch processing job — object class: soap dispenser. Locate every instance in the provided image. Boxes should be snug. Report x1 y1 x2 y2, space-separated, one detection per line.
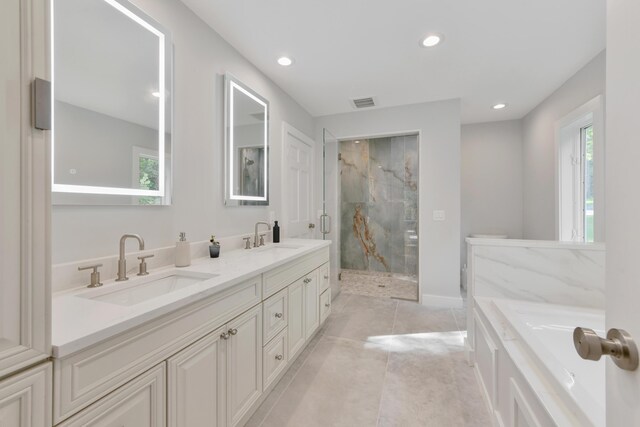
175 232 191 267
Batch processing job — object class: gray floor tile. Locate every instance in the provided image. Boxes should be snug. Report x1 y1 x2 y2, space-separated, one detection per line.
323 295 398 343
392 300 459 335
257 336 389 427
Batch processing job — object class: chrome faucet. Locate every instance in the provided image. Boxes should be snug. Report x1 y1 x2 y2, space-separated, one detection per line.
116 234 145 281
254 222 271 247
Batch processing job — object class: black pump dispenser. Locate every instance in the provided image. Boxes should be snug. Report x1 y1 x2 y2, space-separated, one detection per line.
273 221 280 243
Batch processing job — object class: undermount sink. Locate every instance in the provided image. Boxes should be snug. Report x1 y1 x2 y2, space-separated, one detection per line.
78 270 218 306
253 243 303 253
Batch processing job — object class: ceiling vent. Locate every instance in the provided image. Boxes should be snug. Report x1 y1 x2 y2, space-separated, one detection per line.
351 97 376 109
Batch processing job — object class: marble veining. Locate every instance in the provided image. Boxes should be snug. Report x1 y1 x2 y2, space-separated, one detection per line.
340 135 418 276
471 244 605 309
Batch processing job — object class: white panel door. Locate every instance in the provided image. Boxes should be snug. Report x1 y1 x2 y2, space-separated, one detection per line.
606 1 640 424
227 305 262 427
283 123 314 238
0 0 50 379
287 278 305 359
168 326 227 427
0 363 51 427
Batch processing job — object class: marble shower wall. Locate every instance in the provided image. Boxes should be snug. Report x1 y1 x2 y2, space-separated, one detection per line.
340 135 418 275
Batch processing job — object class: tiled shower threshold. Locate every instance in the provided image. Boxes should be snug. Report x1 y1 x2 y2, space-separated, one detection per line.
340 269 418 301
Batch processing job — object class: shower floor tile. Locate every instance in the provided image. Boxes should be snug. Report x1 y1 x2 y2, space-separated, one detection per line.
340 269 418 300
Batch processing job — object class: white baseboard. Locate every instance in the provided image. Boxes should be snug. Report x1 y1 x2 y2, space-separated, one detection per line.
421 293 464 308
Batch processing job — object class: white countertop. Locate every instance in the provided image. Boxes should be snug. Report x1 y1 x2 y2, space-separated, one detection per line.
52 238 331 358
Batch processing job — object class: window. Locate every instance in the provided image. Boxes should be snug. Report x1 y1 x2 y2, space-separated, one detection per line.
557 97 602 243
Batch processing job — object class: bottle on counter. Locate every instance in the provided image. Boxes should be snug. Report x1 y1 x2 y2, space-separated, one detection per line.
175 232 191 267
273 221 280 243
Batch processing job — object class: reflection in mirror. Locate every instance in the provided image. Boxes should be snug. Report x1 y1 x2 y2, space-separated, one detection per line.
225 74 269 206
52 0 172 205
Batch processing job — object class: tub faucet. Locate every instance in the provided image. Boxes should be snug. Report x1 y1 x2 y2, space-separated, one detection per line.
116 234 145 281
254 222 271 247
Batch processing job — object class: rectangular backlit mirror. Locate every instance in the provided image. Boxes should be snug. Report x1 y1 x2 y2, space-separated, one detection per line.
52 0 173 205
224 74 269 206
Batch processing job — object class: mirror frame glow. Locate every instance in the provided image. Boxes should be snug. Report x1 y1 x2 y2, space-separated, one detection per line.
224 74 269 205
50 0 173 199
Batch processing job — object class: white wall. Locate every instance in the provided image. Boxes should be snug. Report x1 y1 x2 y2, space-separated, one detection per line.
522 50 606 240
315 99 462 307
606 1 640 423
52 0 314 263
461 120 523 269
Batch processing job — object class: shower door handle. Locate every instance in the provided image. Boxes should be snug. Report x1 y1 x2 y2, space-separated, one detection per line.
573 327 639 371
320 214 331 234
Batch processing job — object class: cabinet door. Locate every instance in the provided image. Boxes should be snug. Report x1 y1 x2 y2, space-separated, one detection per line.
0 0 50 379
288 278 306 359
304 271 319 340
0 362 51 427
318 262 330 294
59 364 165 427
227 305 262 427
168 326 227 427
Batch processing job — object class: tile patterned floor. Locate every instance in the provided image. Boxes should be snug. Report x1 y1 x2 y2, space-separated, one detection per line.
340 269 418 301
246 293 491 427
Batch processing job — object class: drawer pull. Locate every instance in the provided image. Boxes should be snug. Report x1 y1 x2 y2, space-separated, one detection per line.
275 312 283 318
220 332 230 340
275 354 283 361
303 278 311 284
229 328 238 336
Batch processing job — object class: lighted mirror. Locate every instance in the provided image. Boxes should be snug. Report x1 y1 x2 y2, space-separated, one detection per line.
52 0 173 205
224 74 269 206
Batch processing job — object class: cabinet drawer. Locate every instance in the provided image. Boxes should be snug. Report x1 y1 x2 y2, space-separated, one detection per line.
263 247 329 298
320 287 331 324
318 262 330 293
263 328 288 390
54 276 261 423
58 363 166 427
263 288 288 344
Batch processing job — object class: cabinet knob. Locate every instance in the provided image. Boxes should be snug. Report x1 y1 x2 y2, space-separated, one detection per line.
324 275 329 279
229 328 238 336
220 332 230 340
275 354 283 361
325 303 331 308
275 312 283 318
303 277 311 284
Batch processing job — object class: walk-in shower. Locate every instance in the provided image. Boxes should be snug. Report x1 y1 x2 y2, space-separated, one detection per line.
339 134 419 300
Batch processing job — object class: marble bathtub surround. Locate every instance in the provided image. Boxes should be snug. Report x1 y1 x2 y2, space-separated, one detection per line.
340 135 419 277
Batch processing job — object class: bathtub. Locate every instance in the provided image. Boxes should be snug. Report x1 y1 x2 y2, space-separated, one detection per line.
489 299 605 426
476 298 606 427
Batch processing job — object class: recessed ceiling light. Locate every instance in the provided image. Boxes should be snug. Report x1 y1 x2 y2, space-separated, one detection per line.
421 34 443 48
277 56 293 66
492 103 507 110
354 140 360 144
152 91 161 98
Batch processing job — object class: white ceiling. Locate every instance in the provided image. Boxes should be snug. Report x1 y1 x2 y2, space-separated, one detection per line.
181 0 605 124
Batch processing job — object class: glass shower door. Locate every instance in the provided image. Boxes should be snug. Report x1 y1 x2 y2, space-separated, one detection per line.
320 128 338 239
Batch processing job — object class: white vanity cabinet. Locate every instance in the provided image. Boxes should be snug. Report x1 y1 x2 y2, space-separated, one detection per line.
0 0 50 380
1 0 51 426
53 245 331 427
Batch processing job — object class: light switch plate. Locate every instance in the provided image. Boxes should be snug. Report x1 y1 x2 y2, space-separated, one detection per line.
433 210 446 221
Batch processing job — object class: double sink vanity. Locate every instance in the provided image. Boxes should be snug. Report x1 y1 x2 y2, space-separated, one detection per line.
51 238 331 426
